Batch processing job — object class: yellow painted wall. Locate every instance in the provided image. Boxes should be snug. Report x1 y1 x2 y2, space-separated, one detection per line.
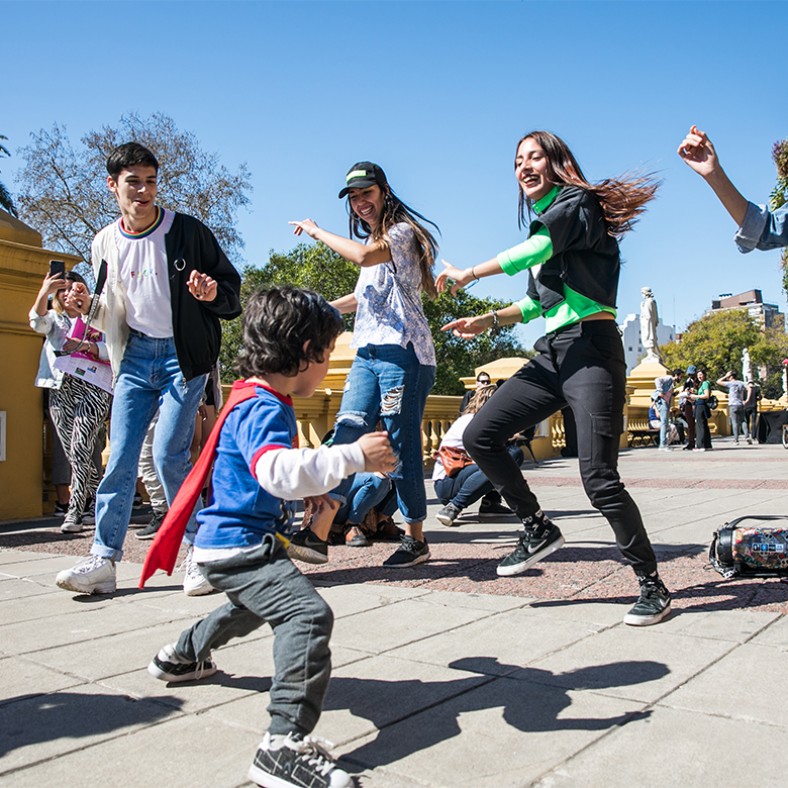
0 210 80 521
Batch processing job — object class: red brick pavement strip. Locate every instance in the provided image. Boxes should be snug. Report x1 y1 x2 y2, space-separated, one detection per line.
4 518 786 616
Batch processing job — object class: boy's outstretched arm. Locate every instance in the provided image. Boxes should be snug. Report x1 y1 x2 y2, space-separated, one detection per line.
255 431 397 500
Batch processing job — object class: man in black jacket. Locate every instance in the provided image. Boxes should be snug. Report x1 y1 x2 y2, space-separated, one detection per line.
56 142 241 597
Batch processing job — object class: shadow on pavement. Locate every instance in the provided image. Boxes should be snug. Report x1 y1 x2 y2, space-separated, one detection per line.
0 691 184 757
327 656 667 770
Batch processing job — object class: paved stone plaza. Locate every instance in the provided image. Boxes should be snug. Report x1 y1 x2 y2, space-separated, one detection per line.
2 438 787 787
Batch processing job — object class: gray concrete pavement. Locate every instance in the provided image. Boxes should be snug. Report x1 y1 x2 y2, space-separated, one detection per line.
2 438 787 787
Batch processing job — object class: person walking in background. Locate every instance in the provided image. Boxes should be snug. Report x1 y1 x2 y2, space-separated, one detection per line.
743 379 762 440
689 369 713 451
679 365 699 451
29 269 113 534
290 161 438 568
654 369 682 451
678 125 787 251
55 142 241 596
717 371 752 445
438 130 671 626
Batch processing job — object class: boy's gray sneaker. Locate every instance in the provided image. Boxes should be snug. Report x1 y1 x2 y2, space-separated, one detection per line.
382 535 430 568
55 555 116 594
436 502 462 527
248 731 351 788
148 643 217 683
497 516 564 577
624 575 672 626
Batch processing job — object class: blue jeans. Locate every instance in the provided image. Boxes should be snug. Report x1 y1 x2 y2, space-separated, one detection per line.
335 473 392 525
655 397 669 448
331 344 435 525
91 332 207 562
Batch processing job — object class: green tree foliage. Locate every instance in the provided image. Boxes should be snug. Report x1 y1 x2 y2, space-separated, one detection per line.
660 309 788 398
770 139 788 295
219 242 528 392
750 328 788 399
0 135 17 217
659 309 760 380
16 113 251 263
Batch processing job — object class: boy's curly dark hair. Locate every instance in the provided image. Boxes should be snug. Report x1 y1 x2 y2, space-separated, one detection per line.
236 287 344 378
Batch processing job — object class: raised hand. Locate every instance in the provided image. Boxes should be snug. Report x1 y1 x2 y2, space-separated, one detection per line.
677 125 719 177
436 259 472 295
289 219 321 239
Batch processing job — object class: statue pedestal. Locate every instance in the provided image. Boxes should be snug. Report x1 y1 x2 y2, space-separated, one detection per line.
627 357 670 410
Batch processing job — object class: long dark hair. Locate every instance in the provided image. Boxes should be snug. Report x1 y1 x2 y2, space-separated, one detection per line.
346 180 440 300
516 131 660 239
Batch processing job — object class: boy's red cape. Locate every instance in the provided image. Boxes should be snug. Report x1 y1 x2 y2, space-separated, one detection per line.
138 380 259 588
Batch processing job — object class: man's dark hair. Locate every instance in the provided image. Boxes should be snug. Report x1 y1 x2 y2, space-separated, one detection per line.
106 142 159 179
236 287 343 378
672 368 683 376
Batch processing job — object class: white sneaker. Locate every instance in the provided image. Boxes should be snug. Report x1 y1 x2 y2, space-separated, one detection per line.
60 514 84 533
56 555 116 594
182 545 215 597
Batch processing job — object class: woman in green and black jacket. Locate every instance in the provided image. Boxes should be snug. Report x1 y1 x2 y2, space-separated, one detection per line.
438 130 671 627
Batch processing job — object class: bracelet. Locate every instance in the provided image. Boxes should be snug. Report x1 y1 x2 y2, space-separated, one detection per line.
491 310 500 330
471 266 479 282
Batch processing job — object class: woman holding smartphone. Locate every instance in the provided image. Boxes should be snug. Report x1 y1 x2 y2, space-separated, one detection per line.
30 268 112 533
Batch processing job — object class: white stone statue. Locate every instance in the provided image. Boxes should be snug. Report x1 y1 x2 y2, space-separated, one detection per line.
640 287 659 362
741 347 752 382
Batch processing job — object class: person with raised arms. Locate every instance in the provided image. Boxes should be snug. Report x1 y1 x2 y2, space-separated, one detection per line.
290 162 438 568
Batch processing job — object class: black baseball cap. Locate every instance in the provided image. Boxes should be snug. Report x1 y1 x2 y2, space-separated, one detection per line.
338 161 387 198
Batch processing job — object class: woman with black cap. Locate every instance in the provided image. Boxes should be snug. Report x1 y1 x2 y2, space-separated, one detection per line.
290 162 438 567
437 130 671 626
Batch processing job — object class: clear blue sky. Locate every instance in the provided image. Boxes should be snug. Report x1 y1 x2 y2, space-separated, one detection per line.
3 0 786 348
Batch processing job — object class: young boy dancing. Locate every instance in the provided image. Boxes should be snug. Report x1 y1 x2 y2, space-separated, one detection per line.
146 287 396 788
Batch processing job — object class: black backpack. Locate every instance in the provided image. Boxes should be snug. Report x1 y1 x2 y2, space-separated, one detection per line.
709 515 788 579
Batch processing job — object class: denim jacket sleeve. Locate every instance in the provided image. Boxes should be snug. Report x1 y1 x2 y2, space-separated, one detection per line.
735 201 788 253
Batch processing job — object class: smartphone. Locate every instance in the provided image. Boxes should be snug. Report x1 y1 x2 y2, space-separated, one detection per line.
49 260 66 279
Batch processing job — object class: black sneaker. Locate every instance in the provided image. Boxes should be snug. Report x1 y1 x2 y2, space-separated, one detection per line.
132 492 144 510
136 509 166 540
248 731 351 788
382 535 430 568
623 574 672 626
479 498 513 516
436 502 462 527
287 528 329 565
148 643 217 682
496 515 564 577
54 501 69 516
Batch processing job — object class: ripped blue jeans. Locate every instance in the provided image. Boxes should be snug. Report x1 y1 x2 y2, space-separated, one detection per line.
330 344 435 524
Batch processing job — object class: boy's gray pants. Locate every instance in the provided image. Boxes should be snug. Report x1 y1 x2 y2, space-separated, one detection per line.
174 536 333 736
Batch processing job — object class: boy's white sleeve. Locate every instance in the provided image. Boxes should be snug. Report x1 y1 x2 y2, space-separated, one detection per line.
255 443 367 499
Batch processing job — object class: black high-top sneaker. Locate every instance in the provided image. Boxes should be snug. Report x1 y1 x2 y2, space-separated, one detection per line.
496 511 564 577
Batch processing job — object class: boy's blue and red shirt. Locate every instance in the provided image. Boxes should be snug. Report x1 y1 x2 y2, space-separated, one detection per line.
194 384 298 549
